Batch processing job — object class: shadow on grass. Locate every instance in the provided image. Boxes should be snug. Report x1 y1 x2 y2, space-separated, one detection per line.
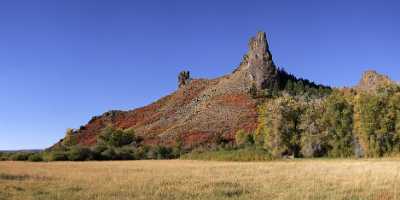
0 173 51 181
0 173 30 181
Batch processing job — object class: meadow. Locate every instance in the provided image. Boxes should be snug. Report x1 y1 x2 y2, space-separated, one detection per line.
1 159 400 200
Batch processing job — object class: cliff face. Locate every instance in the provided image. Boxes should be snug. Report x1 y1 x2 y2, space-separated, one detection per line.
57 32 281 148
240 32 279 90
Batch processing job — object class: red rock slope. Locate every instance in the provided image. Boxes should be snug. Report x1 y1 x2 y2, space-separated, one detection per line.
56 32 280 148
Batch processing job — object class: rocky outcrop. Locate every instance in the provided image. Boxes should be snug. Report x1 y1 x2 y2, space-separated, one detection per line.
178 70 191 88
356 70 395 92
53 32 283 149
239 32 279 91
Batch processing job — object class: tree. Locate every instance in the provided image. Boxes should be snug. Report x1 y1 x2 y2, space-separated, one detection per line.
100 147 117 160
67 146 92 161
49 151 68 161
355 93 385 157
322 91 354 157
155 145 174 159
260 96 303 158
115 146 136 160
91 144 108 160
62 128 77 146
234 130 254 147
299 101 328 157
391 93 400 152
28 153 43 162
354 90 400 157
10 152 31 161
98 126 136 147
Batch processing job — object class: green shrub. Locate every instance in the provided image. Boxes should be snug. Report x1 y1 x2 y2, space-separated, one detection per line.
98 126 136 147
10 152 31 161
145 148 157 159
62 128 78 146
91 145 137 160
28 153 43 162
49 151 68 161
133 146 147 160
67 146 92 161
155 146 174 159
100 148 117 160
115 146 136 160
91 144 108 160
0 153 10 161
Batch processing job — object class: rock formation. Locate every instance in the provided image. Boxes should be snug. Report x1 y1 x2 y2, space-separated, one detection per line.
52 32 297 149
356 70 394 92
240 32 279 91
178 70 191 88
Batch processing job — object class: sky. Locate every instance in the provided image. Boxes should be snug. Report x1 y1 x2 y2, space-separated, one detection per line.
0 0 399 150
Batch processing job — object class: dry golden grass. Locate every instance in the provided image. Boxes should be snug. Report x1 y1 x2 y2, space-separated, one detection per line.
1 159 400 200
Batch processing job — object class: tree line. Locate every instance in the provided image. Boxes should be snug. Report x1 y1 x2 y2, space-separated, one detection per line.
1 126 181 162
250 83 400 158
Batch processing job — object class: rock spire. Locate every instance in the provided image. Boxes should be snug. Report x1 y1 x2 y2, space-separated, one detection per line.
242 32 279 91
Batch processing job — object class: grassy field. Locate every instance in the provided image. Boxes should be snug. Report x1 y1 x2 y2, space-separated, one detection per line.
1 159 400 200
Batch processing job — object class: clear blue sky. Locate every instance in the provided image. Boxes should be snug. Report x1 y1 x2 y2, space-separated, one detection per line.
1 0 399 150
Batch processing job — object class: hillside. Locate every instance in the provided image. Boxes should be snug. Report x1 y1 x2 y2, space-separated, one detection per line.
52 32 398 159
55 32 284 149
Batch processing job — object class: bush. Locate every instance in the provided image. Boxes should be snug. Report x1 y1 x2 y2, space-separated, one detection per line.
235 130 254 147
98 126 136 147
115 146 136 160
100 148 117 160
28 153 43 162
0 153 10 161
155 146 174 159
49 151 68 161
67 146 92 161
145 148 157 159
133 146 147 160
62 128 77 146
10 152 31 161
91 144 108 160
90 145 137 160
